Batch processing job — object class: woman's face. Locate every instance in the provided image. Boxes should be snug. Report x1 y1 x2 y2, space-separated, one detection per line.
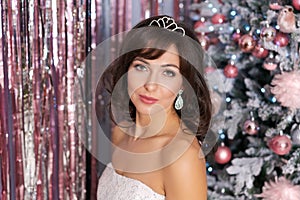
127 45 183 115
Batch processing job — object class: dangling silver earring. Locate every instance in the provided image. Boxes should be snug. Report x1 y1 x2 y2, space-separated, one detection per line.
175 89 184 110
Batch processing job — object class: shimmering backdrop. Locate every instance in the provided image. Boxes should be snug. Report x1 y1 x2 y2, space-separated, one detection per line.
0 0 189 199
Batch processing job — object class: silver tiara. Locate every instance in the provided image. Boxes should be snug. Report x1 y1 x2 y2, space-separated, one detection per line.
149 16 185 36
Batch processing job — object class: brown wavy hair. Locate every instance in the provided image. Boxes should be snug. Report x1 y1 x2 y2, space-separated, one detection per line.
95 15 212 142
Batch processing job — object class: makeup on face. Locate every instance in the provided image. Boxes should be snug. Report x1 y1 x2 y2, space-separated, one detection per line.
127 48 183 114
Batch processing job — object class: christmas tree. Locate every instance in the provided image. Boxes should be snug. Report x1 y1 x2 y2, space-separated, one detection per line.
189 0 300 199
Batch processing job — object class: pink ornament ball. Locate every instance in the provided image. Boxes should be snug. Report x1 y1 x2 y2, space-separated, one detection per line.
205 66 216 74
194 20 205 29
243 119 259 135
211 13 226 24
269 5 282 10
269 135 292 155
269 0 282 10
209 35 220 45
260 27 276 42
232 31 242 42
214 145 232 164
239 34 256 53
293 0 300 10
252 44 269 59
224 64 238 78
273 32 289 47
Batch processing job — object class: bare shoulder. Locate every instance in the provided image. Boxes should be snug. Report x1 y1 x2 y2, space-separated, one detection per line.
163 138 207 200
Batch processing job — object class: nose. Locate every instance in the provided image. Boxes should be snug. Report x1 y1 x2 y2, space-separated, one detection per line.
144 72 158 91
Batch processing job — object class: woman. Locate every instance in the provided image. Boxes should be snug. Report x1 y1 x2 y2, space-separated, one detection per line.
96 15 212 200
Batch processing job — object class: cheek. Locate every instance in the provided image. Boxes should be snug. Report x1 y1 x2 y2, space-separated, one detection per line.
127 70 146 96
160 87 179 103
157 89 178 110
162 89 176 103
160 77 183 94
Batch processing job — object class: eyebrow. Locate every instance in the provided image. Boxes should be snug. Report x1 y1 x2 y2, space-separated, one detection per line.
134 57 180 69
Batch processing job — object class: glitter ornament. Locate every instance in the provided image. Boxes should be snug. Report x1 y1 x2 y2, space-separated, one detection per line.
293 0 300 10
243 119 260 135
224 63 238 78
252 44 269 58
214 143 232 164
273 32 289 47
260 26 276 42
211 13 226 24
291 126 300 145
238 34 256 53
277 6 296 33
269 134 292 155
263 53 278 70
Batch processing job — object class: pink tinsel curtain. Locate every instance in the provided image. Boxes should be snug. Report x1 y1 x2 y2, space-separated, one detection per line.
0 0 185 199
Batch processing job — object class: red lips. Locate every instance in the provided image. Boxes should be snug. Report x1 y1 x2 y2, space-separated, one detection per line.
139 95 158 104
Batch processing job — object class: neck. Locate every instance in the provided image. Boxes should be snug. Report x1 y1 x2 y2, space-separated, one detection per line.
132 108 180 140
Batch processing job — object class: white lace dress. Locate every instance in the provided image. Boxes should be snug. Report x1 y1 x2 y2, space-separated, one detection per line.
97 163 165 200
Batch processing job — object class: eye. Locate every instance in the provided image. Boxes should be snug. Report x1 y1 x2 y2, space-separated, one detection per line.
163 69 176 77
134 64 148 72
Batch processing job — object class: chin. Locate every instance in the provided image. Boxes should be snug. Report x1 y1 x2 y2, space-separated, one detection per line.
137 104 176 116
135 105 161 115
